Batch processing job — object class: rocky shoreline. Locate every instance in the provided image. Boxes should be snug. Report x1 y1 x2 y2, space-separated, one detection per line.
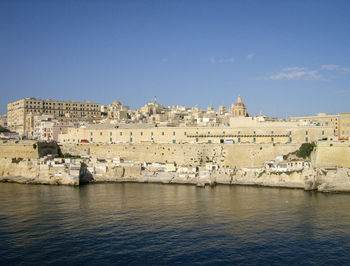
1 164 350 193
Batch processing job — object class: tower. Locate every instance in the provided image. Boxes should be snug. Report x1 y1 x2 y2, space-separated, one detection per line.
230 95 247 117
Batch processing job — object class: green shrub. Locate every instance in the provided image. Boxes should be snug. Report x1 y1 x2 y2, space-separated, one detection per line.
296 142 316 159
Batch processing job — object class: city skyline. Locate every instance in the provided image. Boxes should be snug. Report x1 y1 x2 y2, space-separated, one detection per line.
1 0 350 117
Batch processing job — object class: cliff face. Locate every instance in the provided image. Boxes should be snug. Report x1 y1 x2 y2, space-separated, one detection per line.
89 165 142 183
0 159 78 186
215 167 350 193
1 157 350 192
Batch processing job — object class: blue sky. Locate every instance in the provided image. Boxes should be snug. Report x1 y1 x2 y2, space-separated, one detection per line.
1 0 350 117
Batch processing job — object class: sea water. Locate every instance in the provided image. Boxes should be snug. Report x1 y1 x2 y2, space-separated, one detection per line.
1 183 350 264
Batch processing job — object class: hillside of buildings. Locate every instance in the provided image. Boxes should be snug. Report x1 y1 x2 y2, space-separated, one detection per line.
1 96 350 192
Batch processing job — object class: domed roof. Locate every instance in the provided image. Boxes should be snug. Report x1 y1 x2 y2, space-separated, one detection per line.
235 102 246 108
112 100 121 106
233 95 246 108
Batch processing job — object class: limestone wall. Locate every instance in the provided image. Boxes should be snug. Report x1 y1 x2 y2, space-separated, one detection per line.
314 142 350 168
0 140 59 159
0 140 39 159
60 143 300 168
222 144 299 168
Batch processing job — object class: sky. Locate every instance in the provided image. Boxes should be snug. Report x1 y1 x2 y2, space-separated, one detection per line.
1 0 350 117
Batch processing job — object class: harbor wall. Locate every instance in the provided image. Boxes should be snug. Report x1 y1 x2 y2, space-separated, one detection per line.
60 143 299 168
314 142 350 168
1 141 350 169
0 140 39 159
0 140 58 159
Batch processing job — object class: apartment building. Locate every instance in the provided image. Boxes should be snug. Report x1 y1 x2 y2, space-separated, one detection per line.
58 120 333 145
7 98 101 136
338 113 350 139
289 113 339 136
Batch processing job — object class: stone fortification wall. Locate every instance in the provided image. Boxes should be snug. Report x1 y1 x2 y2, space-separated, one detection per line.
0 140 59 159
314 142 350 168
222 144 298 168
0 158 79 185
60 143 299 168
0 140 39 159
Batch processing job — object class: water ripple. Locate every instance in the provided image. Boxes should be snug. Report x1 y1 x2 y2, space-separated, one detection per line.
0 183 350 264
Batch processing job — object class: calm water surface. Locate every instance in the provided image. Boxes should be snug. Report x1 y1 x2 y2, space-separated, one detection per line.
1 183 350 265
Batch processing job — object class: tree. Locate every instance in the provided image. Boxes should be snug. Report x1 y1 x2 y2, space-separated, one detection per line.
296 142 316 159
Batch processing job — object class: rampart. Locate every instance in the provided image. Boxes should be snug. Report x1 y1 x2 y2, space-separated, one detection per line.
0 140 59 159
60 143 299 168
314 142 350 168
0 140 39 159
2 141 350 169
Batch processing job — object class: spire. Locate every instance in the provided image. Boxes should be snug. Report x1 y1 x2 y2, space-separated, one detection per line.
237 95 242 103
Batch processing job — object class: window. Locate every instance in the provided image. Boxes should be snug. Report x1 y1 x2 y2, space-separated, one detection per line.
141 132 143 136
184 132 186 136
305 137 309 142
110 132 112 136
100 132 102 136
120 132 122 136
162 132 164 136
173 132 175 136
271 137 274 142
306 131 308 135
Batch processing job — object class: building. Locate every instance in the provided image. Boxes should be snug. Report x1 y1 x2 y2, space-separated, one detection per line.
0 115 7 128
58 119 333 145
230 96 247 117
290 113 339 136
104 100 130 121
338 113 350 139
7 98 101 136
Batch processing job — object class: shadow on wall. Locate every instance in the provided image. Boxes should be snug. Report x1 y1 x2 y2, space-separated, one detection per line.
38 141 59 158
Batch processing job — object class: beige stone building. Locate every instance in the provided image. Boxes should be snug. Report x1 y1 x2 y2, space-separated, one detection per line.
230 96 247 117
104 100 129 121
0 115 7 128
7 98 101 136
338 113 350 139
290 113 339 136
58 118 333 145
